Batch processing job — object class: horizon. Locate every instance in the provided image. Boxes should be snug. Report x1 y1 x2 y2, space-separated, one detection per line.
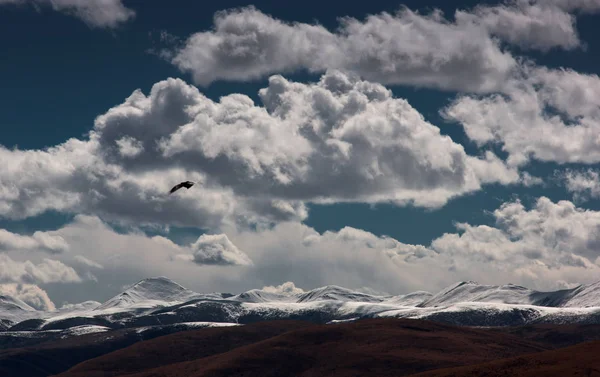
1 0 600 311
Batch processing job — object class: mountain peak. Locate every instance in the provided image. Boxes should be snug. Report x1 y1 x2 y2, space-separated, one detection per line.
297 285 384 303
96 276 200 311
0 295 36 312
131 276 184 289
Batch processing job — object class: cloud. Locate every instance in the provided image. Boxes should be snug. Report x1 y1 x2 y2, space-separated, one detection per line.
28 215 261 302
0 229 68 253
115 136 144 158
58 300 101 311
432 197 600 276
561 168 600 202
166 2 600 91
229 204 600 293
11 197 600 301
0 283 55 311
454 0 593 52
443 66 600 166
210 222 445 294
541 0 600 13
56 215 250 270
188 233 253 266
73 255 104 269
0 0 135 28
4 215 432 298
142 72 517 208
168 6 517 92
519 172 544 187
261 281 304 295
0 139 241 230
0 254 82 284
0 71 519 232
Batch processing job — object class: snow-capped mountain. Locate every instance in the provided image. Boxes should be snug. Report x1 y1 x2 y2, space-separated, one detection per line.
418 281 538 307
231 289 299 303
416 280 600 309
384 291 433 306
546 281 600 308
296 285 386 303
0 295 36 326
5 277 600 345
95 276 207 311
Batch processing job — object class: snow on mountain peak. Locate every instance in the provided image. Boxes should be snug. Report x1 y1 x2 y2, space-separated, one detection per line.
297 285 385 303
0 295 36 312
96 276 201 310
418 281 538 307
384 291 433 306
558 281 600 308
0 295 37 324
231 289 299 303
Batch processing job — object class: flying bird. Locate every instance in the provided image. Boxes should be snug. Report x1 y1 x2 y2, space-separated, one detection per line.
169 180 195 194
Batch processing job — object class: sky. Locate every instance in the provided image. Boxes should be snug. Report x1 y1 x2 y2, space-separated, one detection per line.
2 0 600 311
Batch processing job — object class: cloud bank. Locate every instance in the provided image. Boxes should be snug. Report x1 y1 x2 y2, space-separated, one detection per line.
16 196 600 299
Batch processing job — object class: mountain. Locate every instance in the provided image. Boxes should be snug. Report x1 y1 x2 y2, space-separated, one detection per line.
53 318 550 377
95 277 204 311
5 277 600 348
417 281 538 307
416 280 600 309
231 289 299 303
297 285 385 303
0 295 37 325
0 321 242 377
412 339 600 377
4 278 600 376
58 301 102 312
554 281 600 308
384 291 433 306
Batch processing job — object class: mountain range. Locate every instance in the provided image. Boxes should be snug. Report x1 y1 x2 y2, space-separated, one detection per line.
4 277 600 376
3 277 600 341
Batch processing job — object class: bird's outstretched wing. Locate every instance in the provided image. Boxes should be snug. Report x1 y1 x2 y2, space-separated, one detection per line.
169 181 195 194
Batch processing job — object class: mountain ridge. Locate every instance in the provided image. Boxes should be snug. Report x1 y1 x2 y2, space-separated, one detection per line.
4 277 600 339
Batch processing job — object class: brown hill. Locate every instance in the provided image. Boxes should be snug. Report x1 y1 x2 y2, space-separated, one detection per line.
55 318 549 377
0 321 312 377
494 322 600 348
411 339 600 377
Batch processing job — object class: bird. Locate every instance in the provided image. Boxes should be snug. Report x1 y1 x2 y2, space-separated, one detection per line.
169 180 195 194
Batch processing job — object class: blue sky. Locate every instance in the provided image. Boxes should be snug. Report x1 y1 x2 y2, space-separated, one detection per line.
2 0 600 309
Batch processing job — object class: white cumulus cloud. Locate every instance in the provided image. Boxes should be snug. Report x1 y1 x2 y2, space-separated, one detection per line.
0 254 82 285
0 229 68 253
168 6 516 92
261 281 304 295
562 168 600 202
9 197 600 301
432 197 600 281
455 0 595 52
0 0 135 28
188 233 253 266
167 2 599 91
443 66 600 166
0 72 520 232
